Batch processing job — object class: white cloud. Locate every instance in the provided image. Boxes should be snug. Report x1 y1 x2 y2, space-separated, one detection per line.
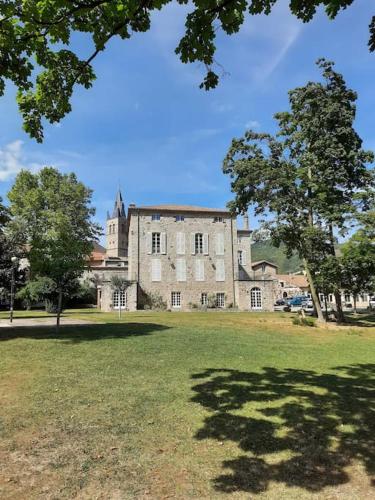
212 102 233 113
230 1 303 83
0 140 42 181
245 120 260 129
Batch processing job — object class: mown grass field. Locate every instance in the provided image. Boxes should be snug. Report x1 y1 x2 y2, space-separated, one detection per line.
0 309 374 499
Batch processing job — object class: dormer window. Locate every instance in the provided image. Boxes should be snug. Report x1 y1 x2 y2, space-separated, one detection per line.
152 214 161 221
175 215 185 222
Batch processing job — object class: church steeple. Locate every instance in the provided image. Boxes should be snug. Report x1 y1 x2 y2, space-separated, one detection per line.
106 189 127 258
111 190 126 218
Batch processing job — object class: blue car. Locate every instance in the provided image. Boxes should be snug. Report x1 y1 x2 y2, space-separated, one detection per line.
288 297 307 307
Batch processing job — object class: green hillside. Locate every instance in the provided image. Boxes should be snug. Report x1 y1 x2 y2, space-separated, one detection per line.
251 240 302 274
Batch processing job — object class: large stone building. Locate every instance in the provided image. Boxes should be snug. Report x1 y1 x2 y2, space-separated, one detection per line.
87 190 277 312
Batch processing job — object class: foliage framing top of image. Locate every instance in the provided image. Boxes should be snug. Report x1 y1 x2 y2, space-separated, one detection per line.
0 0 373 141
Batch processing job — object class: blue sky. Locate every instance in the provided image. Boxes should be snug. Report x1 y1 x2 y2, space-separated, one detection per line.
0 0 374 237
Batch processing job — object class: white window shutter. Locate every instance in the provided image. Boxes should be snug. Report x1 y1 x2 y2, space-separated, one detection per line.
216 233 224 255
195 260 204 281
176 258 186 281
203 233 209 255
147 232 152 254
216 259 225 281
191 233 196 255
151 259 161 281
176 232 185 255
161 232 167 254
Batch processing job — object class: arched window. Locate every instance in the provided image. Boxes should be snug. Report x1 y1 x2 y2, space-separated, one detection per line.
250 287 262 310
113 290 127 310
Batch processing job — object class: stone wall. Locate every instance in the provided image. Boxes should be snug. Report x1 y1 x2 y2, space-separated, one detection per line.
128 208 238 310
235 279 277 312
99 281 137 312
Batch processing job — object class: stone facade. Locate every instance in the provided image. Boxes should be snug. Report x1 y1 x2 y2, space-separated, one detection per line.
87 191 277 312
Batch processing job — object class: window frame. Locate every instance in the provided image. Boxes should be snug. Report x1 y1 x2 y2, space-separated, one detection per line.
152 232 161 254
171 291 181 308
195 233 204 254
238 250 243 265
175 215 185 222
151 214 161 221
201 293 208 306
113 290 127 310
216 292 225 308
250 287 262 310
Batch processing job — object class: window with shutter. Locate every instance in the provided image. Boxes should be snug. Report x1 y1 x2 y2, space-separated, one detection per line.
195 259 205 281
160 232 167 254
203 233 209 255
147 232 152 254
191 233 196 254
176 232 185 255
215 233 224 255
216 259 225 281
242 250 247 266
151 259 161 281
176 258 186 282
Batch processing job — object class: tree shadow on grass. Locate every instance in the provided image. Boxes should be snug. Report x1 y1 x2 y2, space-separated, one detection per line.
345 312 375 327
0 322 170 343
191 364 375 494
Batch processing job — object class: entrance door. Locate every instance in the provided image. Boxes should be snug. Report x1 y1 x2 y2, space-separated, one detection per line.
250 287 262 310
113 290 127 309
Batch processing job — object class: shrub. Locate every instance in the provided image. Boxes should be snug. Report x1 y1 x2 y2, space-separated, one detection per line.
141 291 167 310
292 316 316 327
207 293 217 309
188 302 199 309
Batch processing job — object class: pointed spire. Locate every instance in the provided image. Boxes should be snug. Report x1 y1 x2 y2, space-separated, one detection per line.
112 189 126 218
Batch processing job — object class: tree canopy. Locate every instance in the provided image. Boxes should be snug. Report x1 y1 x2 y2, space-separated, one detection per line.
223 59 374 322
0 1 373 141
8 166 101 326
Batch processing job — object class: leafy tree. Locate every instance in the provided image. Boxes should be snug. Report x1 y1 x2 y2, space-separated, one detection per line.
111 275 130 319
8 167 101 328
16 275 56 310
0 197 26 298
340 214 375 313
0 1 373 141
0 198 10 289
223 59 374 323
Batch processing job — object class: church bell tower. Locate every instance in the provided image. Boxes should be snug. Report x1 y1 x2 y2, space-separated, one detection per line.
106 190 127 258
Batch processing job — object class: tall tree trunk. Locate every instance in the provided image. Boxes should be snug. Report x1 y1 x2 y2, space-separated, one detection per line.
324 293 328 319
305 167 325 323
303 258 325 323
56 289 63 330
328 224 345 323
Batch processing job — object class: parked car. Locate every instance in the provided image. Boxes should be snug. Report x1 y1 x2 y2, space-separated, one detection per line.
274 299 291 312
369 297 375 310
288 296 308 311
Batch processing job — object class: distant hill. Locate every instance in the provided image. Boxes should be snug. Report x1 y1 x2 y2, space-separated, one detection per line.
251 240 302 274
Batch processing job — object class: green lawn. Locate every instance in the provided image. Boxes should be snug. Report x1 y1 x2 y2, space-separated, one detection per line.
0 309 374 499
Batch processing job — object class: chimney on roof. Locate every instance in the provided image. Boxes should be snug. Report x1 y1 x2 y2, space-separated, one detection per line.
129 203 136 208
243 213 249 230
